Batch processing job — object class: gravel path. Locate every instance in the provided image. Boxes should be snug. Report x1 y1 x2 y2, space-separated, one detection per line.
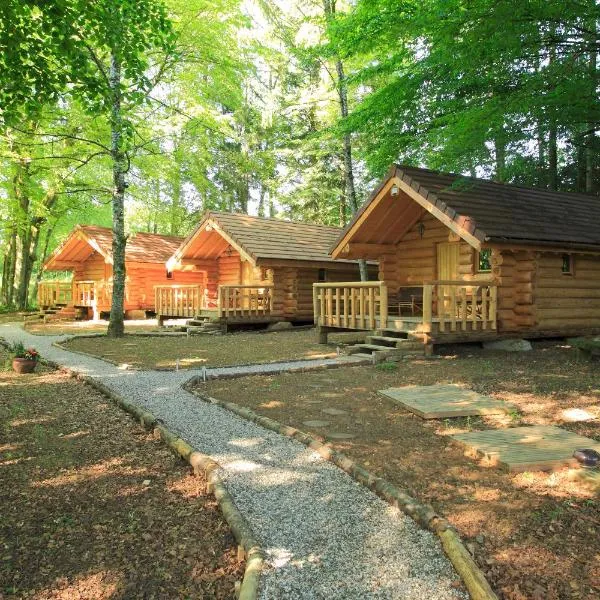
2 323 467 599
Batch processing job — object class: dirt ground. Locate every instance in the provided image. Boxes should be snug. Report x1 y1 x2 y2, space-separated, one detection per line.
24 319 162 336
0 349 243 599
199 341 600 600
61 329 345 369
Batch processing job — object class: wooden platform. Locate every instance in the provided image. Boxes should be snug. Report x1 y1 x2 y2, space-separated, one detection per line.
379 384 513 419
452 425 600 472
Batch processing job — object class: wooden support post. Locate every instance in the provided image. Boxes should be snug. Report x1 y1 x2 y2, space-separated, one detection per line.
423 284 433 331
318 326 329 344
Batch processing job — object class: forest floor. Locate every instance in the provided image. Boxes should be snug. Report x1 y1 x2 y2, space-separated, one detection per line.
24 319 162 336
0 348 243 599
198 341 600 600
60 328 359 369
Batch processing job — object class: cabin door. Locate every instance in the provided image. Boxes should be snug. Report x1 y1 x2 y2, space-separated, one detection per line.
437 243 460 315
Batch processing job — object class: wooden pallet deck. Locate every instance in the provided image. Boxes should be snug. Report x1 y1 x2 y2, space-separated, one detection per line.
452 425 600 472
379 384 514 419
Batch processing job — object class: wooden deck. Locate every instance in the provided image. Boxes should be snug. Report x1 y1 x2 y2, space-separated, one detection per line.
452 425 600 472
314 281 498 343
379 384 514 418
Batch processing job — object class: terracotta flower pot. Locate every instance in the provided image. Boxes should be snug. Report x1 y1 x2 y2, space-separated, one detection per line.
12 358 37 374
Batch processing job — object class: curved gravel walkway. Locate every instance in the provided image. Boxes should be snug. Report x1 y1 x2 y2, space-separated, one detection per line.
2 323 467 599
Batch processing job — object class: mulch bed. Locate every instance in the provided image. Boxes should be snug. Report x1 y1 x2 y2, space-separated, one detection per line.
0 351 243 599
199 341 600 600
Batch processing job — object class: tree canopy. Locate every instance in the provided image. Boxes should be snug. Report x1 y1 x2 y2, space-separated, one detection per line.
0 0 598 317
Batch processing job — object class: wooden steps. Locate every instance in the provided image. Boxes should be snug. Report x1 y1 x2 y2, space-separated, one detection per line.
346 329 425 363
185 317 222 335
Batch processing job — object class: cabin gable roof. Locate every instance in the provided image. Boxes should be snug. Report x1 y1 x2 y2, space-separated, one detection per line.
168 211 361 269
44 225 184 270
332 165 600 259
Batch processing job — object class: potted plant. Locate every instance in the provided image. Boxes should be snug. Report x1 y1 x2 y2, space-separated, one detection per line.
11 342 40 374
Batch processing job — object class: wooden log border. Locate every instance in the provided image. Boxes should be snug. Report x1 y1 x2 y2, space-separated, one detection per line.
18 350 265 600
190 388 499 600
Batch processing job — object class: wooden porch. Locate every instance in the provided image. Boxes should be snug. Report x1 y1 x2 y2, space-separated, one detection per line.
155 284 275 323
38 281 72 308
313 280 498 343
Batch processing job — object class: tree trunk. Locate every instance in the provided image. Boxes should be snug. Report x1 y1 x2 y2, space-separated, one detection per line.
15 222 41 310
33 223 55 305
2 232 17 306
494 134 506 183
107 52 127 338
325 0 367 280
548 117 558 190
586 36 597 194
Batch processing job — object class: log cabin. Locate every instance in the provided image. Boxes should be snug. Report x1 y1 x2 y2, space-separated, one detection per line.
315 164 600 351
39 225 187 319
160 211 372 327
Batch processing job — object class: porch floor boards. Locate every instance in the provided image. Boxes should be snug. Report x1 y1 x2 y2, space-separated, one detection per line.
379 384 514 419
451 425 600 472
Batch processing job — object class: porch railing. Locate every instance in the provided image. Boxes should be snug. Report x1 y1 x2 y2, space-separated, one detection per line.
313 281 388 330
73 281 96 307
155 285 202 317
38 281 72 307
217 284 274 318
422 280 497 332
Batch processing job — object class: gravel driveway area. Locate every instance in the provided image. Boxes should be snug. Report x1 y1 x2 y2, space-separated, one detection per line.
2 323 466 599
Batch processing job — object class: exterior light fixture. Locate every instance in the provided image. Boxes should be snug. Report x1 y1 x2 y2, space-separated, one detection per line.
417 221 426 239
225 245 233 257
390 183 399 197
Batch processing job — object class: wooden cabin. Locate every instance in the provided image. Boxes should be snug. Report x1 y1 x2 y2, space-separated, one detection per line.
315 164 600 349
160 211 371 327
40 225 187 319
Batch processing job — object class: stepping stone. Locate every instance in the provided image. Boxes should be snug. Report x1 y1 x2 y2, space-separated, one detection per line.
302 420 330 428
379 384 513 419
452 425 600 472
322 408 348 416
327 432 356 440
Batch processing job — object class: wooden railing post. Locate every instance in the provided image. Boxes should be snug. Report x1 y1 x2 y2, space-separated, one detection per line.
423 284 433 330
379 283 388 328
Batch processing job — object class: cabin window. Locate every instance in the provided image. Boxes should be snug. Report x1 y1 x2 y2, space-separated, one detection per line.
318 268 327 282
562 254 574 275
166 270 173 280
477 248 492 273
260 267 269 281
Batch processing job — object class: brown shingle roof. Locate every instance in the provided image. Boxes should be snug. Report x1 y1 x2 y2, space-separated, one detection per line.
176 212 357 264
46 225 184 267
338 164 600 252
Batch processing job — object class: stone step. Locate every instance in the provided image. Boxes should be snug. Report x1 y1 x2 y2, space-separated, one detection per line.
187 319 209 326
367 335 423 349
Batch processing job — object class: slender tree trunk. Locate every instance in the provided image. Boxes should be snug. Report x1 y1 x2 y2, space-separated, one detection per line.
33 223 55 305
548 117 558 190
16 222 42 310
107 52 127 337
2 232 17 306
257 187 266 218
325 0 367 280
494 134 506 183
586 37 597 193
170 167 181 235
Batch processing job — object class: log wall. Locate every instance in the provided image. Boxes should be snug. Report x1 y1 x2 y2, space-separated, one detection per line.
380 212 487 294
535 253 600 329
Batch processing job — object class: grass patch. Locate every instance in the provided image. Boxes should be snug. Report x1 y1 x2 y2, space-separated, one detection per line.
198 341 600 599
63 328 338 369
0 348 243 598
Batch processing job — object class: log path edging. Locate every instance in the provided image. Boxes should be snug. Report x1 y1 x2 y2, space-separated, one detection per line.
40 356 265 600
189 387 499 600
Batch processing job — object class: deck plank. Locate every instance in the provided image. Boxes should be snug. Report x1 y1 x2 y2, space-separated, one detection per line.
379 384 514 418
451 425 600 472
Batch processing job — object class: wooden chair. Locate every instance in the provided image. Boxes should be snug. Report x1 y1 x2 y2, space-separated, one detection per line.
389 286 424 316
